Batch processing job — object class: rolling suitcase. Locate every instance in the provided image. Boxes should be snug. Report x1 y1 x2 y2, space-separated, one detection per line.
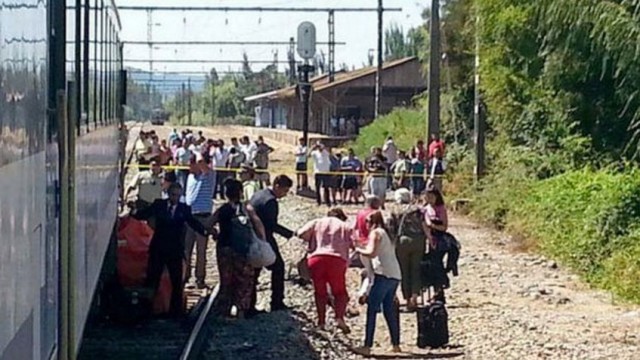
417 288 449 349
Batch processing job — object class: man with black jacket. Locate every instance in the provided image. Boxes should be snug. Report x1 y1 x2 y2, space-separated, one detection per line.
249 175 295 314
130 183 210 317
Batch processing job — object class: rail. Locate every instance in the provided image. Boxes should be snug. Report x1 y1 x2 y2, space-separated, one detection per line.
180 285 220 360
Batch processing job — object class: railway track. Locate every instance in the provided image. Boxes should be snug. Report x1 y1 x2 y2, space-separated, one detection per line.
78 121 220 360
78 287 219 360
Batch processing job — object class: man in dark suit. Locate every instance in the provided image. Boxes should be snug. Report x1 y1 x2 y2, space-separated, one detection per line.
249 175 294 314
131 183 209 317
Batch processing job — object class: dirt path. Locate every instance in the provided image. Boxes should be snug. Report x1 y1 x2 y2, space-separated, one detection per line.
150 124 640 359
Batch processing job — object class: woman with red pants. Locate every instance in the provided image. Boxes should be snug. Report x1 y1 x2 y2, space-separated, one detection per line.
297 208 354 333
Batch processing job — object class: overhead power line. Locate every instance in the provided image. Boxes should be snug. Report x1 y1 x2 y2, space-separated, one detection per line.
125 59 289 64
123 40 346 46
128 70 249 75
117 6 402 12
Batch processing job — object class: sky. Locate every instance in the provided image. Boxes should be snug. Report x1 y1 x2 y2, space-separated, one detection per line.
117 0 427 78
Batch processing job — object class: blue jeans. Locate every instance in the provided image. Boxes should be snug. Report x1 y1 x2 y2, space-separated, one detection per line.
365 274 400 347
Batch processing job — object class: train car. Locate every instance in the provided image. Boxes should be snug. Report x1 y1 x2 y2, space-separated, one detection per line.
0 1 124 359
150 108 169 126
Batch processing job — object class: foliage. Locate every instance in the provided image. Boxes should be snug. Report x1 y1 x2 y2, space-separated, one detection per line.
351 108 426 157
384 23 427 61
504 168 640 303
476 0 640 159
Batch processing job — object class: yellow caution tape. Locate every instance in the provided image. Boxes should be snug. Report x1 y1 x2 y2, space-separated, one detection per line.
126 163 450 178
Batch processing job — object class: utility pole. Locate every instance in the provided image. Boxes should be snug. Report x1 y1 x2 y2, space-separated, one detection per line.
187 78 192 126
328 10 336 82
180 82 185 121
210 81 215 126
427 0 441 139
374 0 383 119
146 9 153 82
474 5 485 181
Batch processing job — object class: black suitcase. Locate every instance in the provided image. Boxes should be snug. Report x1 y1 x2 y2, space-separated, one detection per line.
417 289 449 348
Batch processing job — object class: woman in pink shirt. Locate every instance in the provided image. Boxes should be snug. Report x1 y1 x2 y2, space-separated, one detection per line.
424 187 449 302
424 187 448 249
297 208 354 333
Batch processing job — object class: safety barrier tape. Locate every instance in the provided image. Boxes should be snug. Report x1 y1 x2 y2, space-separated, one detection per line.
125 163 449 178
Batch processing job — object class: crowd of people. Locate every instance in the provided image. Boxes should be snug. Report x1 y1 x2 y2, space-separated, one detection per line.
302 134 447 208
125 127 457 354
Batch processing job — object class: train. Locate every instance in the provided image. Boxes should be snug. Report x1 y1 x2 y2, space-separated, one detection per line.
150 108 169 126
1 1 125 359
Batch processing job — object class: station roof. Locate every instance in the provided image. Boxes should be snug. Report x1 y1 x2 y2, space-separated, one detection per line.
243 56 419 102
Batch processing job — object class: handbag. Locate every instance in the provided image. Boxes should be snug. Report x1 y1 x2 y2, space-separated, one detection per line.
247 236 276 268
230 203 276 268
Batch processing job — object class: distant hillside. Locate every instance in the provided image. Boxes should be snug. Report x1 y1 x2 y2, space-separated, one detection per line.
127 67 207 95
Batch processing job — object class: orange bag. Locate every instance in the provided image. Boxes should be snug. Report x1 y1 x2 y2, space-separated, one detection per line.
117 216 188 315
116 217 154 287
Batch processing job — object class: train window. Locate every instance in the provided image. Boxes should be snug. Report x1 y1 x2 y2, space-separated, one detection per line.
92 0 98 128
108 23 112 125
83 0 90 130
100 0 105 127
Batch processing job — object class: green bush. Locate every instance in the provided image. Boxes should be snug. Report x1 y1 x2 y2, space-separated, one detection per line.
351 108 426 157
501 168 640 302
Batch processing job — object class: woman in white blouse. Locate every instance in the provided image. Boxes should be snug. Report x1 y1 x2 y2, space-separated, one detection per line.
354 210 402 356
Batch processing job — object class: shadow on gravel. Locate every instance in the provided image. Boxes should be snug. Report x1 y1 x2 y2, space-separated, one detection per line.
365 352 464 359
201 311 322 360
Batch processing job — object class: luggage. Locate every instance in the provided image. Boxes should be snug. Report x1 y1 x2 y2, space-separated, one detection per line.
420 252 449 289
417 289 449 349
117 216 185 315
116 216 153 287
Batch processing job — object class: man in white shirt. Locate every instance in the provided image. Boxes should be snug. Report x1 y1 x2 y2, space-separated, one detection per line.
174 140 192 189
311 142 332 207
210 139 231 199
382 136 398 165
294 137 309 190
240 135 257 165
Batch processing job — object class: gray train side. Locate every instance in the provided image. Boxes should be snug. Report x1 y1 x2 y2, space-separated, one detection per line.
0 1 124 359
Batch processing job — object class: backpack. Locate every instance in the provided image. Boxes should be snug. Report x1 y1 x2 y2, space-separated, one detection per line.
229 204 255 256
397 206 427 240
